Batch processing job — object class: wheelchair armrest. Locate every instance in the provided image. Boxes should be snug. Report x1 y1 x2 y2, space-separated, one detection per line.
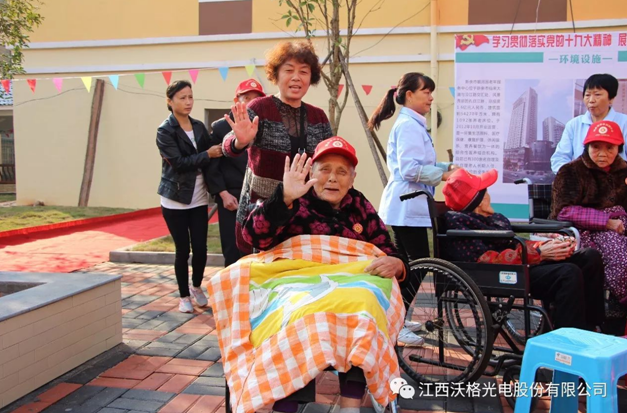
445 229 515 239
530 218 574 227
511 223 568 233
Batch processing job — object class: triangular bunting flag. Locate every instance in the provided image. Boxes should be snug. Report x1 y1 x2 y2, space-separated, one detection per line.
53 78 63 92
361 85 373 95
1 79 10 93
189 69 199 84
109 75 119 90
218 67 229 81
27 79 36 93
162 71 172 85
81 77 92 92
449 87 455 98
337 84 344 98
245 64 255 76
135 73 145 88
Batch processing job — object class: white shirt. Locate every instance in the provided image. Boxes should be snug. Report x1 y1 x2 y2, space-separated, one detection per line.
378 107 449 227
160 130 210 210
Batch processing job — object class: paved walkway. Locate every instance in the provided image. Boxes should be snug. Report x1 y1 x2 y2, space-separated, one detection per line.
2 262 624 413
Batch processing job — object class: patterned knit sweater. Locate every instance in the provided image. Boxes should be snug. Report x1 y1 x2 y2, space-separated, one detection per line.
223 95 333 252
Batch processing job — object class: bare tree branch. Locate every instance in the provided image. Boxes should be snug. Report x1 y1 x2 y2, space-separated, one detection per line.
353 0 430 57
354 0 386 35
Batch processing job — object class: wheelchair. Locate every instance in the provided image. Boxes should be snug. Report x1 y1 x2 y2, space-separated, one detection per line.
394 190 573 408
513 178 580 248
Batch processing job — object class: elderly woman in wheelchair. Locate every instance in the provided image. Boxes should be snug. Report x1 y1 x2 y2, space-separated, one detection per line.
442 168 605 331
208 137 413 413
552 120 627 318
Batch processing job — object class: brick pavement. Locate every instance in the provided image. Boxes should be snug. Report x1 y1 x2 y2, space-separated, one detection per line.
1 262 622 413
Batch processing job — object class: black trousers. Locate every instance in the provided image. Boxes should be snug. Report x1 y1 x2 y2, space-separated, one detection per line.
530 248 605 330
392 226 430 311
216 196 243 267
161 205 208 297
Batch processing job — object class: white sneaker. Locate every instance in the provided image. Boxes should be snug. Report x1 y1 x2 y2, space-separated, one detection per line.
404 320 423 333
398 326 425 347
190 286 208 307
179 297 194 313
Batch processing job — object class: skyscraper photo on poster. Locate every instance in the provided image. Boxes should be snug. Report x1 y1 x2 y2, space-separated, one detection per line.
454 32 627 219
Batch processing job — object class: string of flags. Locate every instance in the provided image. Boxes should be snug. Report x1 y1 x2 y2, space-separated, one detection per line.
0 65 385 99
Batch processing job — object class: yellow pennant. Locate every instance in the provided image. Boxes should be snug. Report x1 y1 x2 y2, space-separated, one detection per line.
81 77 92 92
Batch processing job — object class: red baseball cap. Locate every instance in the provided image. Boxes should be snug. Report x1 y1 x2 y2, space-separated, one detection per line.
583 120 624 146
235 79 265 97
312 136 358 167
442 168 498 212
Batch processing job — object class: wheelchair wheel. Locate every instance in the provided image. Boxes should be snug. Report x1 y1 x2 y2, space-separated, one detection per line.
502 365 540 411
502 303 545 344
397 258 493 384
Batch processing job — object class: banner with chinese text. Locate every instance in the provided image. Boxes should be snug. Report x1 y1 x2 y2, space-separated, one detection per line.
454 32 627 219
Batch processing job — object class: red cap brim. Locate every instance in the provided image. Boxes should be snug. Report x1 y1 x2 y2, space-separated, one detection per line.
478 169 498 190
237 88 265 97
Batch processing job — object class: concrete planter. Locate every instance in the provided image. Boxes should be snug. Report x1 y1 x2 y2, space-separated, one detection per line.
109 237 225 267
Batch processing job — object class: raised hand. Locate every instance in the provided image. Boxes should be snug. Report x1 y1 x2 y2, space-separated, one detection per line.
282 154 318 207
224 101 259 150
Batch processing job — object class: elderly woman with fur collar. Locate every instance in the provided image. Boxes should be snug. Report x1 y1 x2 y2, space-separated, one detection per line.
552 120 627 309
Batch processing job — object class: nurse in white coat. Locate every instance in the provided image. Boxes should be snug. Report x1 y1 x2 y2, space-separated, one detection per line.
368 72 455 313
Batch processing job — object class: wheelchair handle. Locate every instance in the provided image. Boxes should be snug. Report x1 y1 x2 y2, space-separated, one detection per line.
400 190 433 202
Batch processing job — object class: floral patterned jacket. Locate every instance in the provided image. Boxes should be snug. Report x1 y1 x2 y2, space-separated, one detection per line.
241 183 407 273
443 211 543 265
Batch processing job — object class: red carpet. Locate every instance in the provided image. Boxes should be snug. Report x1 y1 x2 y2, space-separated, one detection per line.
0 208 219 273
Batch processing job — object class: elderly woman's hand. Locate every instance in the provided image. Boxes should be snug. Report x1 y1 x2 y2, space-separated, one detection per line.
364 256 404 279
539 240 572 262
282 153 318 207
607 219 625 235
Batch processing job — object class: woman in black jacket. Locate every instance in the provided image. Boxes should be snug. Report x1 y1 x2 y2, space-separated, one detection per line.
157 80 222 313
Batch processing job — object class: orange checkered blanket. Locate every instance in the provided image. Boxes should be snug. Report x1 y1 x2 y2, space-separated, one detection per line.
207 235 405 413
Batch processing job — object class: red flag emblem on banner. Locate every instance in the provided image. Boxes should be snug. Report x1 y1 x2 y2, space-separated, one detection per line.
455 34 490 50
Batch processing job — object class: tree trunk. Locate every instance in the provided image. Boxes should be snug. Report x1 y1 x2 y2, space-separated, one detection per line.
78 79 105 207
338 51 387 187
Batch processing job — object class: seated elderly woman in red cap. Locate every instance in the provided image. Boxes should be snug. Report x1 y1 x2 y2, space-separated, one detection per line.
209 137 411 413
441 168 605 331
242 136 405 267
552 120 627 312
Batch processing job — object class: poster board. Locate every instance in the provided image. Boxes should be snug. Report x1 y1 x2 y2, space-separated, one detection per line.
454 32 627 219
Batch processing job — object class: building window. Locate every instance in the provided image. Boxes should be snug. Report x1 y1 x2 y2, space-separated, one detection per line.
468 0 567 25
199 0 252 35
205 108 231 132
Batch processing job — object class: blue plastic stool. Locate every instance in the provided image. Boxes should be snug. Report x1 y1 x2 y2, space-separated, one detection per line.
514 328 627 413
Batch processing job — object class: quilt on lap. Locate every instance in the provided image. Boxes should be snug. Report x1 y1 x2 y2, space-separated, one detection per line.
207 235 405 413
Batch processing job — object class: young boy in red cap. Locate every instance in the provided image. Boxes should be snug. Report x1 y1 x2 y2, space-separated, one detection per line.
207 79 266 266
441 168 605 331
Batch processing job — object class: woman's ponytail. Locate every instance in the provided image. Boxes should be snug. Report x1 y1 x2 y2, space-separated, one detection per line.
368 87 397 131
